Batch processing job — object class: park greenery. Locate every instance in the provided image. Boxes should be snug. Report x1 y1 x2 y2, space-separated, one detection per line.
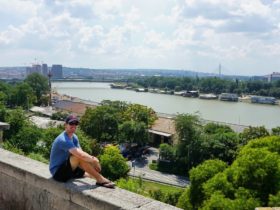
0 73 49 109
176 136 280 209
127 76 280 97
0 73 280 209
117 177 184 206
79 100 157 144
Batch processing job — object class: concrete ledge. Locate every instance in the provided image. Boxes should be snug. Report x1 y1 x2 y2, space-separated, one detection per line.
0 148 181 210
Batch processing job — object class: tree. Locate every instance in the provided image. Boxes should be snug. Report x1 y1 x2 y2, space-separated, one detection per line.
174 113 202 170
123 103 157 127
8 125 42 154
239 126 270 145
75 129 93 155
201 192 234 210
24 72 49 105
0 104 6 121
203 172 235 199
176 188 193 210
159 143 175 161
0 81 12 106
99 145 130 181
175 113 201 145
10 82 36 109
80 106 119 142
118 121 148 145
3 108 29 140
272 127 280 136
0 91 8 105
51 111 68 121
40 126 64 159
269 191 280 207
80 101 156 143
101 100 128 119
203 123 234 134
200 136 280 208
201 190 261 210
201 131 240 164
230 148 280 205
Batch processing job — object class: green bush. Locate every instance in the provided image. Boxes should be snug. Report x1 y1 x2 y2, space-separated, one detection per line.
75 129 93 155
149 189 182 206
2 141 24 155
27 152 49 164
7 125 43 154
176 188 193 209
40 126 63 159
117 178 143 194
51 111 68 121
269 191 280 206
99 146 130 181
149 163 158 170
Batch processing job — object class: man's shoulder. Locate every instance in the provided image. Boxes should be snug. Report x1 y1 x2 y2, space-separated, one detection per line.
54 132 67 142
73 133 79 140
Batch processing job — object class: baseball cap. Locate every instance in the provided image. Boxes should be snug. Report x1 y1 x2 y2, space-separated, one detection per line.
65 114 79 124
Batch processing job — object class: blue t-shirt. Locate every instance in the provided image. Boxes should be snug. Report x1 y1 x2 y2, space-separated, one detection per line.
49 131 81 176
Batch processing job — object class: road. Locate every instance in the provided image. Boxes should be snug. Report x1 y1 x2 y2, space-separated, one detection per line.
128 147 189 188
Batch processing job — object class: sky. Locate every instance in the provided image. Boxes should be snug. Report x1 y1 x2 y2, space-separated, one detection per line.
1 0 280 76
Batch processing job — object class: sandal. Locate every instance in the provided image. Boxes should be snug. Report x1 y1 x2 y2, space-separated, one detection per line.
96 181 115 189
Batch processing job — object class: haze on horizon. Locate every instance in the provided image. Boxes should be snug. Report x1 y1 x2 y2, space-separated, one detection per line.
1 0 280 76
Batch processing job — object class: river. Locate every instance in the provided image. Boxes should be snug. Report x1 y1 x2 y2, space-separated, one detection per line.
52 82 280 129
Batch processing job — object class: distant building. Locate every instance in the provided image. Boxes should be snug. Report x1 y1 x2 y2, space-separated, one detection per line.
148 116 177 146
266 72 280 82
26 64 42 76
51 65 63 79
42 64 49 77
26 67 32 76
251 76 267 81
53 100 96 115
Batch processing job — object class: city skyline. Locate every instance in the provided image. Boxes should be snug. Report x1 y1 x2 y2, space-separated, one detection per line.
1 0 280 76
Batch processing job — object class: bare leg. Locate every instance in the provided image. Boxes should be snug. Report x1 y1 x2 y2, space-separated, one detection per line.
70 156 109 183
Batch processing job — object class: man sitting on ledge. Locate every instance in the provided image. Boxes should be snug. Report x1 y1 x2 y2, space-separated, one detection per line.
49 114 115 188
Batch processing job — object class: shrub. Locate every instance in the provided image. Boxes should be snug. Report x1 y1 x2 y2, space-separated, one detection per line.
99 146 130 181
7 125 42 154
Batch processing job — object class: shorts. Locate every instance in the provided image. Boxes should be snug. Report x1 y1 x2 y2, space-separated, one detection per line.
53 157 85 182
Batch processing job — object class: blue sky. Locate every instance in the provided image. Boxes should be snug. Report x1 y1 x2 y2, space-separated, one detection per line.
1 0 280 76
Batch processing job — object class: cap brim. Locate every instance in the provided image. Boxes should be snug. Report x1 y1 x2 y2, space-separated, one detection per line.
68 119 79 124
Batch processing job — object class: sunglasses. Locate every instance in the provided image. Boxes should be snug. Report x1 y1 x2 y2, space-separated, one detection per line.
69 122 79 126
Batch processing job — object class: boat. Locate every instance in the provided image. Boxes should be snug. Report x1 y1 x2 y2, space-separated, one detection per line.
183 90 199 98
251 96 278 105
239 95 251 103
199 93 218 100
110 83 127 89
219 93 238 102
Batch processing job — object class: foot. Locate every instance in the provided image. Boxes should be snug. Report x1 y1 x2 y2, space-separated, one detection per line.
96 181 115 189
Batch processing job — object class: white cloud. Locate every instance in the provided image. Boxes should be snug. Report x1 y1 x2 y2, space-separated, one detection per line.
0 0 280 75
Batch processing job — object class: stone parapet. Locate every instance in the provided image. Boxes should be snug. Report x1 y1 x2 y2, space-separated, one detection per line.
0 148 181 210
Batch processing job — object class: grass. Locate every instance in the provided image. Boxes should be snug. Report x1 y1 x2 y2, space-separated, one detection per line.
116 177 184 206
117 176 183 196
139 179 183 193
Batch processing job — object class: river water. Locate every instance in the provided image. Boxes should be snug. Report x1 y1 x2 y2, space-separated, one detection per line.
52 82 280 129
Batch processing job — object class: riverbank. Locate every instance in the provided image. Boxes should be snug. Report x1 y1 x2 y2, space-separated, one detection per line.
51 90 252 133
52 82 280 129
111 83 280 106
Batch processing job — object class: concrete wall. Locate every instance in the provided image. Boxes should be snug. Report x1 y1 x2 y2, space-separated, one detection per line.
0 148 181 210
